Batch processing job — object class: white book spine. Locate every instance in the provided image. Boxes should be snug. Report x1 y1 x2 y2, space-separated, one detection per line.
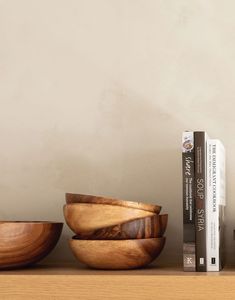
206 139 225 271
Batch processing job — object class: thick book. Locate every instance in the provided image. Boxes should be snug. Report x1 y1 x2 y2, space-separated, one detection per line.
182 131 196 271
194 131 208 272
206 139 225 271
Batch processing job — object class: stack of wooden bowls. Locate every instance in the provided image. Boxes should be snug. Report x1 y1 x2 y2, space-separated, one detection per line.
64 193 167 270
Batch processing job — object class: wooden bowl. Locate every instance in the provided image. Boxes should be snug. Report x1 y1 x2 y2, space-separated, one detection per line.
64 203 157 234
66 193 161 214
73 214 168 240
0 221 63 269
69 237 166 269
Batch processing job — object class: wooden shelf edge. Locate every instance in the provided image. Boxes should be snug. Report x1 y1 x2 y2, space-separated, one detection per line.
1 264 235 299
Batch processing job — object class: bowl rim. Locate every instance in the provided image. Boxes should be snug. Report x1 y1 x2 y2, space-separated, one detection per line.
65 193 161 213
70 236 166 241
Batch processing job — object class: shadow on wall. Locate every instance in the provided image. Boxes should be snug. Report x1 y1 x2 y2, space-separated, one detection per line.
40 86 185 265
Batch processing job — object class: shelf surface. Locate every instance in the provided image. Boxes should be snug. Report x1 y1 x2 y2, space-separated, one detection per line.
1 263 235 299
0 263 234 275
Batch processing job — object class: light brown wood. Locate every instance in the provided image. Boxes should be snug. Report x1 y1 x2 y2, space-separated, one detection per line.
64 203 156 233
69 238 165 269
66 193 161 213
1 264 235 299
0 222 63 269
73 214 168 239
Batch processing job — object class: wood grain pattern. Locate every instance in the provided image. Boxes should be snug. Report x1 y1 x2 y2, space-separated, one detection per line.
64 203 156 233
66 193 161 213
69 238 165 269
0 222 63 269
73 214 168 239
0 265 235 299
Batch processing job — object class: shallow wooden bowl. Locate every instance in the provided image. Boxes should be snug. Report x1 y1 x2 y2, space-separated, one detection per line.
69 237 166 269
0 221 63 269
64 203 158 234
66 193 161 214
74 214 168 240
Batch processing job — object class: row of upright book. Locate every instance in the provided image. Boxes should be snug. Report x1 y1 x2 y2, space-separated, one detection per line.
182 131 226 272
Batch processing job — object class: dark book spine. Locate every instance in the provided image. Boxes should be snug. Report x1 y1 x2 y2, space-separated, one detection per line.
194 131 207 272
182 132 196 271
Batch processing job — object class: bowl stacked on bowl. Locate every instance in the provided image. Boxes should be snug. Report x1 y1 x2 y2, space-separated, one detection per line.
64 193 167 270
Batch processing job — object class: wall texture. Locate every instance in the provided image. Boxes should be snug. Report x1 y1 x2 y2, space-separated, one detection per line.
0 0 234 265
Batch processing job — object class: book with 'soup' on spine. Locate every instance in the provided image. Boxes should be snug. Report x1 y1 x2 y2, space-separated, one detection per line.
182 131 196 271
206 139 226 271
194 131 208 272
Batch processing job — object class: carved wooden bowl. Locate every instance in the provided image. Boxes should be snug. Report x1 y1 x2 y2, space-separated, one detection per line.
0 221 63 269
64 203 161 235
65 193 161 214
69 237 166 269
73 214 168 240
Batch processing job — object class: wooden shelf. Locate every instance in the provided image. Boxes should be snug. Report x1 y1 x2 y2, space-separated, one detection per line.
1 264 235 299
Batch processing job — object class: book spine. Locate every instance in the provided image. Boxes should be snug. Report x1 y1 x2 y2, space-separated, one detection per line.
206 140 217 271
182 132 196 271
219 143 226 270
207 140 225 271
194 131 207 272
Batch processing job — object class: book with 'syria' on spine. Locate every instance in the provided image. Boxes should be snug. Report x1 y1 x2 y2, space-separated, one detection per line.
194 131 208 272
206 139 226 271
182 131 196 271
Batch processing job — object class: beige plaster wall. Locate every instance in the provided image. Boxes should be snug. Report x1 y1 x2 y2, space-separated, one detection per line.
0 0 234 264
